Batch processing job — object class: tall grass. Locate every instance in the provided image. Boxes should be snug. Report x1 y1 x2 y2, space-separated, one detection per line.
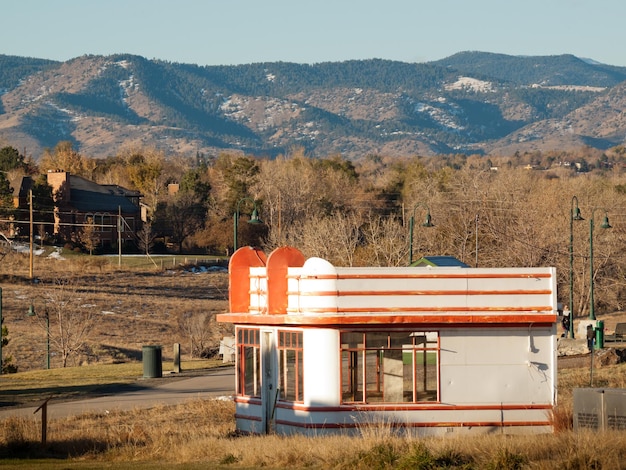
3 400 626 469
1 361 626 468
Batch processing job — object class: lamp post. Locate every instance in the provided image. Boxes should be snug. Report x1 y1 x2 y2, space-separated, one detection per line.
589 209 611 321
27 303 50 370
568 196 584 338
233 197 262 253
408 202 434 265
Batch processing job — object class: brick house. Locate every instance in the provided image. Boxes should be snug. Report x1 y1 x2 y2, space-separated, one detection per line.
46 171 142 249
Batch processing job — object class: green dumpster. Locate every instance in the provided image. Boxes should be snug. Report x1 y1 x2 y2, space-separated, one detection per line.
595 321 604 349
142 345 162 378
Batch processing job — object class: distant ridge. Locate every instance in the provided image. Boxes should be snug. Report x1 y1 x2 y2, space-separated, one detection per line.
1 51 625 159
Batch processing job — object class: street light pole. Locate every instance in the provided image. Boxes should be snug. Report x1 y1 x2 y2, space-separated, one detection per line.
233 197 262 253
408 202 433 266
589 209 611 321
569 196 584 338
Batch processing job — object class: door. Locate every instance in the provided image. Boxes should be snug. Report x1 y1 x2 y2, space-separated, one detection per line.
261 330 278 434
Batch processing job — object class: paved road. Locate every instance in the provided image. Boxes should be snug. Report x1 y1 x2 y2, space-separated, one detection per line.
0 367 235 420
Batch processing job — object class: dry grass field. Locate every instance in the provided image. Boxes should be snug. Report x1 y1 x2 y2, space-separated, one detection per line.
0 249 231 372
2 248 626 469
1 363 626 469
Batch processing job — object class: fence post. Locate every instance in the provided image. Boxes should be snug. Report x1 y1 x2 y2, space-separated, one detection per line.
34 396 52 445
173 343 181 373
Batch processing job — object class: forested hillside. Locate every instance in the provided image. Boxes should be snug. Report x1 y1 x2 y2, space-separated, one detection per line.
1 52 626 159
433 52 626 86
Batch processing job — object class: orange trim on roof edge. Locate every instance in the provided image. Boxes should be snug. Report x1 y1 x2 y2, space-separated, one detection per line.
217 312 557 326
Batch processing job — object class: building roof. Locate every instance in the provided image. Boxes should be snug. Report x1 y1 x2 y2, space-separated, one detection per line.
69 188 139 213
8 175 32 199
55 174 141 213
410 256 470 268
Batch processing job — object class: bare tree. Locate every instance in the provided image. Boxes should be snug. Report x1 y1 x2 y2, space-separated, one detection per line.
285 212 361 266
177 312 214 358
137 218 156 255
30 278 99 368
361 214 407 266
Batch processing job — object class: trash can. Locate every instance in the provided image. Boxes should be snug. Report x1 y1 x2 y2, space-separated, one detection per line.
595 321 604 349
142 345 162 378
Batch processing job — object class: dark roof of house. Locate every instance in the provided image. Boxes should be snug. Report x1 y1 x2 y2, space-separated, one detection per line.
411 256 470 268
8 175 32 199
65 175 140 213
69 189 139 213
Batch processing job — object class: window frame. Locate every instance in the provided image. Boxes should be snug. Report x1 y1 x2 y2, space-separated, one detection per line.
340 330 439 404
277 330 303 403
236 327 261 398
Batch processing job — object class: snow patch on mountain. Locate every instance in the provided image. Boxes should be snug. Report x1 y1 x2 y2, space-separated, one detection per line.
445 77 495 93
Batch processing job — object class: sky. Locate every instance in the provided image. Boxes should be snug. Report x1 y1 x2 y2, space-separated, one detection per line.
2 0 626 67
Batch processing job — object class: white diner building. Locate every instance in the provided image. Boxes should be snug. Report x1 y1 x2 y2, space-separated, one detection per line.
217 246 558 436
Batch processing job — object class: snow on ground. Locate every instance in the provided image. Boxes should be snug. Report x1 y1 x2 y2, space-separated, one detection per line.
8 243 65 259
12 243 45 256
445 76 495 93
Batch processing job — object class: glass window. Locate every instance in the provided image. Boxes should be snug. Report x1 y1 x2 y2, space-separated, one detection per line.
237 328 260 397
278 330 303 402
340 331 439 404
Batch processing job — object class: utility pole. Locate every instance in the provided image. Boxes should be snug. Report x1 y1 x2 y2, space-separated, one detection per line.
29 189 33 280
118 206 122 267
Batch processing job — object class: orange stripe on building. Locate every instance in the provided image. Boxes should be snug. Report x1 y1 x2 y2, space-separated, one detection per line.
294 289 552 297
292 305 553 313
275 402 553 413
273 419 552 429
290 272 553 280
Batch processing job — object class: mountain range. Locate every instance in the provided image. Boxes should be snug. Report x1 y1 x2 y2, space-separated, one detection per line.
1 51 626 160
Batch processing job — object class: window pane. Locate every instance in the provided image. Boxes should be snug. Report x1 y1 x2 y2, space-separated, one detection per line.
364 349 383 402
382 348 409 402
277 330 303 403
365 332 388 348
285 350 296 400
297 351 303 402
411 333 428 346
389 332 411 348
341 350 362 402
341 332 363 349
243 345 260 397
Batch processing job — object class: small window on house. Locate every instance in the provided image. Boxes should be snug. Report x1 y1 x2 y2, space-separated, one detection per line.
102 215 112 232
237 328 261 397
340 331 439 404
278 330 303 402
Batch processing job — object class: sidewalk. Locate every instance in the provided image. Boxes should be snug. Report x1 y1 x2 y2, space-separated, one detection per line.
0 367 235 420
